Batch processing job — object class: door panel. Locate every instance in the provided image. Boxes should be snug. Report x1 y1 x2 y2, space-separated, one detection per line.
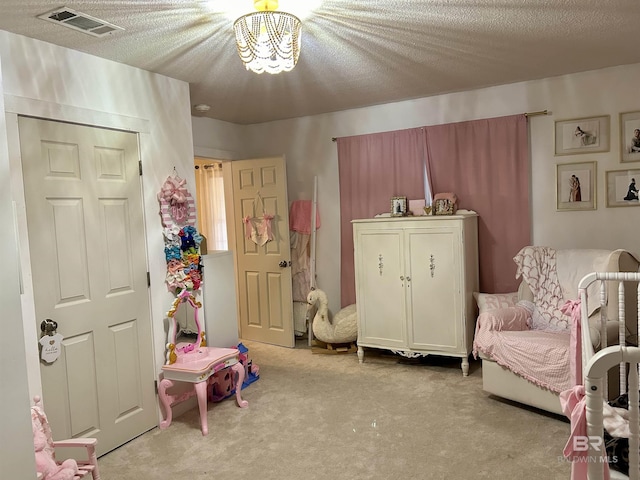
50 198 91 305
19 117 156 455
232 157 294 347
355 229 406 347
407 228 460 351
64 334 99 436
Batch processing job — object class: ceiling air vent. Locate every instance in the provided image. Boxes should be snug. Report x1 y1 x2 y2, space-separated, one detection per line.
38 7 124 37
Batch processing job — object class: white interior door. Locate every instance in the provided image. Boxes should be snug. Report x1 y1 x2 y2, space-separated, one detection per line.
231 156 294 347
19 117 157 456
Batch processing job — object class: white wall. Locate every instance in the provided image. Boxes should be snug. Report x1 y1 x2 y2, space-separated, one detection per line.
0 31 196 474
193 62 640 313
192 116 249 160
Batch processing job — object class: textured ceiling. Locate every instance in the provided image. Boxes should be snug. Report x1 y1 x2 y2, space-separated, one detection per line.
2 1 640 125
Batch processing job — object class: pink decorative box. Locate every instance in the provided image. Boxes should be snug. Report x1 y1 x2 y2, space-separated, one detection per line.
408 199 426 215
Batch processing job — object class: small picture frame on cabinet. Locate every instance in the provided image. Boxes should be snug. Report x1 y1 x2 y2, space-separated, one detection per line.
434 199 455 215
433 192 458 215
391 196 407 216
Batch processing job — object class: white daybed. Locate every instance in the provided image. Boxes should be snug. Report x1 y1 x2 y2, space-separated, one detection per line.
474 247 639 416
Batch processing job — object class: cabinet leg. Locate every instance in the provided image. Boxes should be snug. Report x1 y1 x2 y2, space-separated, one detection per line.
357 346 364 364
461 357 469 377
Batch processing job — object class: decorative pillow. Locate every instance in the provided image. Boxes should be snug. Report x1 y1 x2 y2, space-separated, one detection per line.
476 305 531 333
473 292 519 315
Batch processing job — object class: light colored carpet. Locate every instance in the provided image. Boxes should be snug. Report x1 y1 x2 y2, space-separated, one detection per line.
97 339 571 480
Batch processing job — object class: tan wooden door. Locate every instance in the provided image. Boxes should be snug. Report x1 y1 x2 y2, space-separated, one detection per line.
19 117 157 456
231 157 294 347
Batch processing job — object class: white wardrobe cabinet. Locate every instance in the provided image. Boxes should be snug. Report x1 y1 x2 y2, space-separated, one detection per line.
352 214 478 375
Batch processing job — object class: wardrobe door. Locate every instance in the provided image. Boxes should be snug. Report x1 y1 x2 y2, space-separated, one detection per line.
354 227 406 348
406 225 462 352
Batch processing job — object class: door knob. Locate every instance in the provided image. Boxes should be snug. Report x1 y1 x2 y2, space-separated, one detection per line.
279 260 291 268
40 318 58 335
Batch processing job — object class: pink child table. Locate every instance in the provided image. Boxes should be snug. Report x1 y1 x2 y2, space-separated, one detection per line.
158 346 249 435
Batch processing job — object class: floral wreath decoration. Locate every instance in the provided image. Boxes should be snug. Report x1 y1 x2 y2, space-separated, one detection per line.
158 174 204 295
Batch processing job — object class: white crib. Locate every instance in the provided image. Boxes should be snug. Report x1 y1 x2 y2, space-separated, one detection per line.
580 272 640 480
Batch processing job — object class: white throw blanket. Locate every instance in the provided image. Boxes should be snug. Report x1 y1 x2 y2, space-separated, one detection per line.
514 246 570 331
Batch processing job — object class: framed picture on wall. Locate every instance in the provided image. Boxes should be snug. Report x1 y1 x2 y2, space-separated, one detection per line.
390 196 407 216
554 115 610 156
556 161 597 211
619 111 640 163
605 169 640 207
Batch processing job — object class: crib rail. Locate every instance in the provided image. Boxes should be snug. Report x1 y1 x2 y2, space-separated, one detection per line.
585 346 640 479
579 271 640 397
579 272 640 480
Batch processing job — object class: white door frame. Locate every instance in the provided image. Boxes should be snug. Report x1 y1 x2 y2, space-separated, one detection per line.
5 96 155 404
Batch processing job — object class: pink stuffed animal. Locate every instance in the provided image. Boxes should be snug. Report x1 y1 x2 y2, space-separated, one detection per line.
33 423 79 480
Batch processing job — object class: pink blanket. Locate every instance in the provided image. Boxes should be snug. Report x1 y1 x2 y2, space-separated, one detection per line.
289 200 320 235
473 309 572 393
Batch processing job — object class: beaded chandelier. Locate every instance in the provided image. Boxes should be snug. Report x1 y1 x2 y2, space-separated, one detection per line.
233 0 301 74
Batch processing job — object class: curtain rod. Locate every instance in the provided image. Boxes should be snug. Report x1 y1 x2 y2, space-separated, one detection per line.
330 110 549 141
194 163 221 169
524 109 548 118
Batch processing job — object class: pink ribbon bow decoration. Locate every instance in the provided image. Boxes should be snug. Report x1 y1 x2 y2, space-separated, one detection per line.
561 299 582 387
158 176 189 222
560 385 610 480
